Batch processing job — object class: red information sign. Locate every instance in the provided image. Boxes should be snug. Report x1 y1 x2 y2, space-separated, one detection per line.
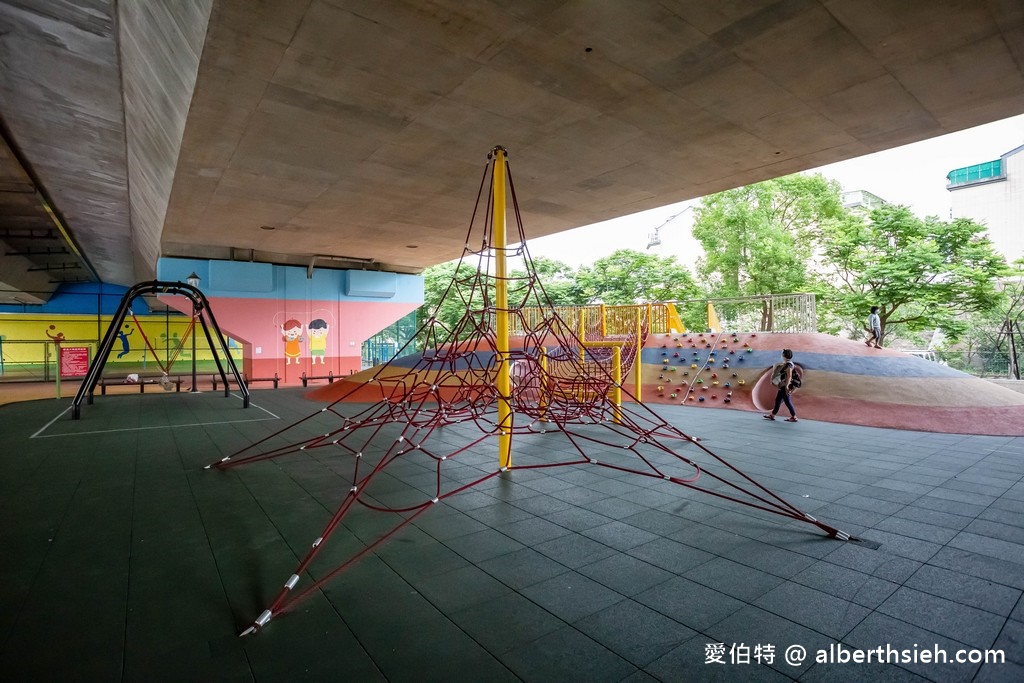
60 346 90 377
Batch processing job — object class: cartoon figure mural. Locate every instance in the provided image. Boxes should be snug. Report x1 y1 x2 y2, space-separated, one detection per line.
44 324 66 343
116 323 134 358
307 318 329 365
281 319 304 364
160 331 191 359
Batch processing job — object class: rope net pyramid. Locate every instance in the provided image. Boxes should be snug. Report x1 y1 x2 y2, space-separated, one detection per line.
212 148 851 635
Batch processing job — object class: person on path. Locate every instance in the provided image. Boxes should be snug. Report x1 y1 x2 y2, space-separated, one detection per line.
764 349 798 422
865 306 882 348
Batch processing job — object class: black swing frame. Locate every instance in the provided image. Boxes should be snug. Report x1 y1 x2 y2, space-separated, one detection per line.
71 280 249 419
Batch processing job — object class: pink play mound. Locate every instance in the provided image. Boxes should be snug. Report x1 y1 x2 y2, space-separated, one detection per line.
310 332 1024 436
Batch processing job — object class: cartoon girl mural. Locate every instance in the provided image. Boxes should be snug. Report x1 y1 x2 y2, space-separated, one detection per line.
280 319 304 364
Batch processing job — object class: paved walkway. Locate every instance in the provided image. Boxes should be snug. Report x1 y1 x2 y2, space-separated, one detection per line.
0 388 1021 682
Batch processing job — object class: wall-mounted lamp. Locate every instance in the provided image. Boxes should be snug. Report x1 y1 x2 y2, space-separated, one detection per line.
186 272 201 289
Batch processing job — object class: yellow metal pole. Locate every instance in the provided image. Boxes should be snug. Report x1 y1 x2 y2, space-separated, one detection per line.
54 341 61 399
539 347 548 422
600 303 606 336
579 309 586 363
612 346 622 424
634 308 642 402
493 148 512 469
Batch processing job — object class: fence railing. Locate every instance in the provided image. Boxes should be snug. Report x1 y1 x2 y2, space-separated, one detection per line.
935 349 1020 379
510 303 671 337
0 338 241 384
513 294 817 338
673 293 817 333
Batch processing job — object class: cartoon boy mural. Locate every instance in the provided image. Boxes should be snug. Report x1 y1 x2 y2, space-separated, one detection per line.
307 318 329 365
281 319 304 365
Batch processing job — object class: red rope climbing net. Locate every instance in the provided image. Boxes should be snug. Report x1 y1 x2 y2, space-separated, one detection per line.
211 148 851 635
129 308 197 376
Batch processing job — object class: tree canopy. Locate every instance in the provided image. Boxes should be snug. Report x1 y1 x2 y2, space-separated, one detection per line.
815 205 1006 341
414 177 1009 352
572 249 698 305
691 174 844 298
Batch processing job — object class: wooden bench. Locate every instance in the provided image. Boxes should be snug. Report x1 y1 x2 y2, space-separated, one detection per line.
99 375 182 394
300 371 336 387
211 373 279 390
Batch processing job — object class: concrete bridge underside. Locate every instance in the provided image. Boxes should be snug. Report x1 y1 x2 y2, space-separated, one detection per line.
1 0 1023 303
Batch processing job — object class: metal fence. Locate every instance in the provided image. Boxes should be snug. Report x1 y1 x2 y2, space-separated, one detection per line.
674 293 817 333
510 304 667 337
512 295 817 339
936 349 1020 379
0 340 78 381
0 338 241 384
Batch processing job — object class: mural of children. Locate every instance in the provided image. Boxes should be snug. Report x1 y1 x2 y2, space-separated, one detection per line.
307 318 330 364
281 319 304 364
116 323 134 358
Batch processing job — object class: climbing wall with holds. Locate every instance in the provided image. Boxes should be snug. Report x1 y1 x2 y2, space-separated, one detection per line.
638 329 1024 436
642 331 764 411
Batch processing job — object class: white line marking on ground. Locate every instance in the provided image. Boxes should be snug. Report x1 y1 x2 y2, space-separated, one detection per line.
30 394 281 439
31 406 72 439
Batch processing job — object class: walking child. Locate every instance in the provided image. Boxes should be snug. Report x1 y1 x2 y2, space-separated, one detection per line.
865 306 882 348
764 349 799 422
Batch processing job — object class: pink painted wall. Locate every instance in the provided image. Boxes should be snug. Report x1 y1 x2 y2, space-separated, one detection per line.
159 295 417 385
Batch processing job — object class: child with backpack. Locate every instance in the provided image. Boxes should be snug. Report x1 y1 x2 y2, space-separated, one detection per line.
764 349 800 422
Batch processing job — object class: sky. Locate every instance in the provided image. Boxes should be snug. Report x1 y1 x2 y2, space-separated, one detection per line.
524 113 1024 268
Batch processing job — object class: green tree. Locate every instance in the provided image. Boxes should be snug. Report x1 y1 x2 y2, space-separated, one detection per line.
816 205 1006 343
692 174 845 299
572 249 698 305
510 256 582 306
416 256 584 348
946 258 1024 377
415 260 488 346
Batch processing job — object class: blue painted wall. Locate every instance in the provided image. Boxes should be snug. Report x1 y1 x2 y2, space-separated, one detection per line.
0 282 151 315
157 258 423 304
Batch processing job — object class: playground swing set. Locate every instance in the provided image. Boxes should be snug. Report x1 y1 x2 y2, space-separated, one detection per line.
71 280 248 419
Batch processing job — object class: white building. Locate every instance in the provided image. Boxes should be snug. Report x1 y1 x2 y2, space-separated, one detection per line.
947 143 1024 262
841 189 888 213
